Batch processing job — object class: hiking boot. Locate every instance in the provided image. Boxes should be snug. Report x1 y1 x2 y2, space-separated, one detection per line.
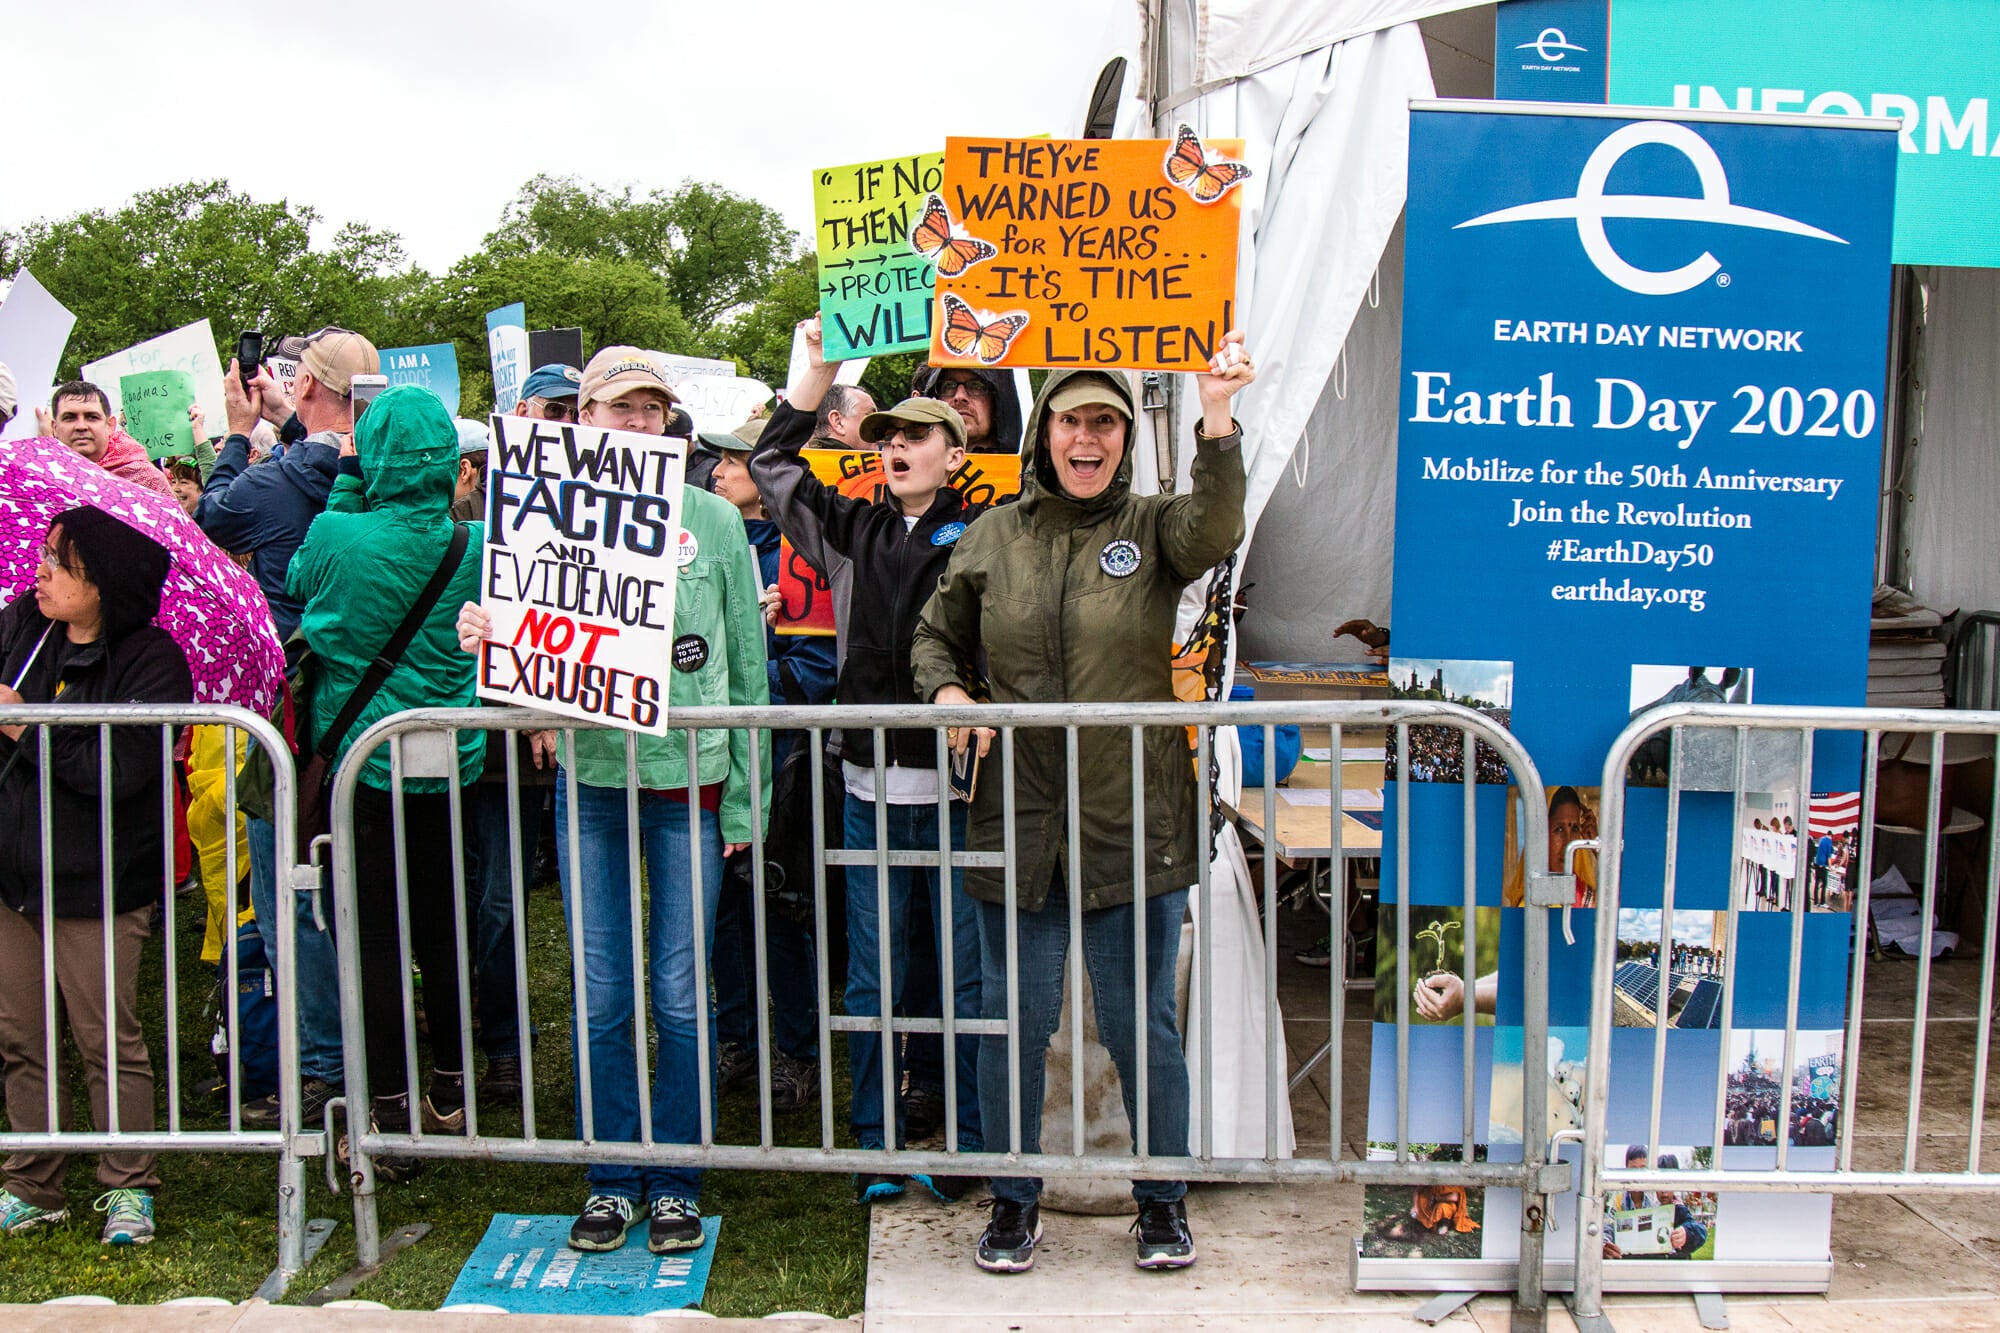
902 1081 945 1140
647 1196 706 1254
478 1057 523 1105
1132 1198 1196 1269
715 1042 756 1096
422 1072 466 1134
94 1189 155 1246
913 1172 982 1204
240 1076 341 1131
0 1189 66 1234
854 1172 906 1204
769 1051 817 1112
568 1194 639 1252
975 1198 1041 1273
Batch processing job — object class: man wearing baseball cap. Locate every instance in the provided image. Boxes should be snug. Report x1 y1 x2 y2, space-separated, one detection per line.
194 324 380 1136
513 363 583 423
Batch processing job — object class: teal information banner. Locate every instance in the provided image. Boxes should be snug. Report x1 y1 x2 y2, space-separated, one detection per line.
1610 0 1999 267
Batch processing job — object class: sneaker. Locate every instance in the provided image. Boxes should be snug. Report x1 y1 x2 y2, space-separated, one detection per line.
647 1196 707 1254
1294 935 1332 968
0 1188 67 1234
335 1098 423 1184
94 1189 155 1246
1132 1198 1196 1269
422 1072 466 1134
913 1173 982 1204
715 1042 756 1096
854 1172 906 1204
240 1076 342 1131
568 1194 639 1252
478 1057 523 1105
769 1051 817 1113
975 1198 1041 1273
902 1082 945 1140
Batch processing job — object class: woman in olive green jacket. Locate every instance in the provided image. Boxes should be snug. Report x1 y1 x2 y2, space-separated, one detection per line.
911 334 1256 1275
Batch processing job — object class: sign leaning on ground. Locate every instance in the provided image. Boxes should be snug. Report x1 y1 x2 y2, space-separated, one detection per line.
1364 102 1896 1292
930 132 1246 372
478 414 687 735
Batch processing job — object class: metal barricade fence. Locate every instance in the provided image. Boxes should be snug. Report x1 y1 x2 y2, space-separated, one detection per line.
327 701 1564 1321
0 703 310 1296
1573 703 2000 1322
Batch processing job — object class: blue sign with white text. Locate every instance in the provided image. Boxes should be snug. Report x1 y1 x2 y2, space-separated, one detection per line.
1495 0 1608 102
378 341 461 416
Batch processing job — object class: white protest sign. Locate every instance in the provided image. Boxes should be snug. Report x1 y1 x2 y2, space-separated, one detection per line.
83 318 227 441
670 375 773 436
0 271 77 441
785 323 869 395
267 355 300 406
479 414 687 735
653 351 736 381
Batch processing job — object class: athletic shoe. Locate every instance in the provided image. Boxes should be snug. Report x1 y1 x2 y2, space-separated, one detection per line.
568 1194 639 1252
854 1172 906 1204
975 1198 1041 1273
94 1189 155 1246
647 1196 706 1253
1132 1198 1196 1269
913 1172 982 1204
1294 935 1332 968
769 1051 817 1112
478 1057 523 1106
335 1098 423 1184
240 1076 341 1131
715 1042 756 1096
422 1072 466 1134
902 1082 945 1140
0 1189 66 1234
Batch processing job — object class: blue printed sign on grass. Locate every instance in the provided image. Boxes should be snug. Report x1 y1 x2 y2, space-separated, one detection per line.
444 1213 720 1315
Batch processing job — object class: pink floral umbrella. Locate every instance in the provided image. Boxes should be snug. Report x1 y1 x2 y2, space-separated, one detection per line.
0 437 283 712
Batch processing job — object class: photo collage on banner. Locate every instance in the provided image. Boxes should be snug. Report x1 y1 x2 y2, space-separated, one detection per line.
1366 102 1894 1285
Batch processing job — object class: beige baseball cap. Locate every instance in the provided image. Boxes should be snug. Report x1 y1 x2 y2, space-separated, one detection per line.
1045 374 1131 419
578 346 679 407
858 397 968 451
298 328 381 396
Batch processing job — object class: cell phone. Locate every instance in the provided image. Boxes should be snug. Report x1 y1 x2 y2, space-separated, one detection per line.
349 373 389 420
949 743 980 804
237 331 263 388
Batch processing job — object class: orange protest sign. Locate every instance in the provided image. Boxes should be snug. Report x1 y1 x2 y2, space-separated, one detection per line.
771 450 1025 636
929 130 1247 373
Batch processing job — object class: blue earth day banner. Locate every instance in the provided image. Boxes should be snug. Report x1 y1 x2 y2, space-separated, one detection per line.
379 341 461 415
1361 106 1896 1286
1495 0 1608 103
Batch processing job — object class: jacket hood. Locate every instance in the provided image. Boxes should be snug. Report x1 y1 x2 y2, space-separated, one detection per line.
1019 369 1139 517
96 429 154 476
351 385 458 513
51 505 171 640
911 365 1023 453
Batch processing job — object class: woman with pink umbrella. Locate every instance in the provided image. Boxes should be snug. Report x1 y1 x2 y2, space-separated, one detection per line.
0 506 194 1247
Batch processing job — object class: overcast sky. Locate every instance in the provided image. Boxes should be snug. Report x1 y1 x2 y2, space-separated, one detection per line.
9 0 1139 273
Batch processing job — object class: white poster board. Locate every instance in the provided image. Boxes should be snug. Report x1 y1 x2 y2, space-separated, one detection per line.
478 414 687 735
0 271 77 441
670 375 772 436
82 318 227 441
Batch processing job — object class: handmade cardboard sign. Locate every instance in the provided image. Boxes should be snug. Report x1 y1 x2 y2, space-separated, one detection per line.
930 130 1246 372
772 449 1022 636
83 318 227 441
118 370 198 458
814 150 944 360
479 415 687 734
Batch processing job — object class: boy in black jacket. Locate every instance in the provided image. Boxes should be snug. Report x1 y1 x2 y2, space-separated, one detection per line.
748 317 982 1205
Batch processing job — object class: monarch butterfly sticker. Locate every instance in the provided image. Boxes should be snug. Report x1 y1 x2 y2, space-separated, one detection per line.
939 293 1029 366
910 194 998 278
1163 124 1252 204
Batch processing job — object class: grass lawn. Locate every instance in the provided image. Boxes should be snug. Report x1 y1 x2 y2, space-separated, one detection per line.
0 873 870 1316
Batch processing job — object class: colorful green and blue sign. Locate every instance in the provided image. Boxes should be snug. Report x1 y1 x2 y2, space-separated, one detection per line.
1609 0 2000 267
378 342 461 415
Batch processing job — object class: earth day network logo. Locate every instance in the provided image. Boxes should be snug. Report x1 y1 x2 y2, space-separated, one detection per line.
1453 121 1847 297
1516 27 1587 65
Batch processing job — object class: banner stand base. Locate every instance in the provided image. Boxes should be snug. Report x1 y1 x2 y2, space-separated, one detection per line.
1413 1291 1477 1325
1692 1291 1729 1329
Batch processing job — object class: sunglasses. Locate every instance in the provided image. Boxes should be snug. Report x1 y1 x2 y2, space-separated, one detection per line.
531 397 578 422
883 423 942 447
934 378 994 401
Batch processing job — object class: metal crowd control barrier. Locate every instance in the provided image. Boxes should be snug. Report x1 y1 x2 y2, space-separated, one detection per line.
0 704 310 1296
1572 702 2000 1326
327 701 1563 1325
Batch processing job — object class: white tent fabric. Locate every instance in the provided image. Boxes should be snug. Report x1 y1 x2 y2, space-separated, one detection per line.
1906 265 2000 619
1162 0 1483 94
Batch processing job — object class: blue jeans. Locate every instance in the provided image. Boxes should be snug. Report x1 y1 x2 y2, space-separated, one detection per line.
554 780 721 1204
713 857 819 1061
842 794 980 1152
979 879 1190 1206
464 783 544 1060
248 816 344 1086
